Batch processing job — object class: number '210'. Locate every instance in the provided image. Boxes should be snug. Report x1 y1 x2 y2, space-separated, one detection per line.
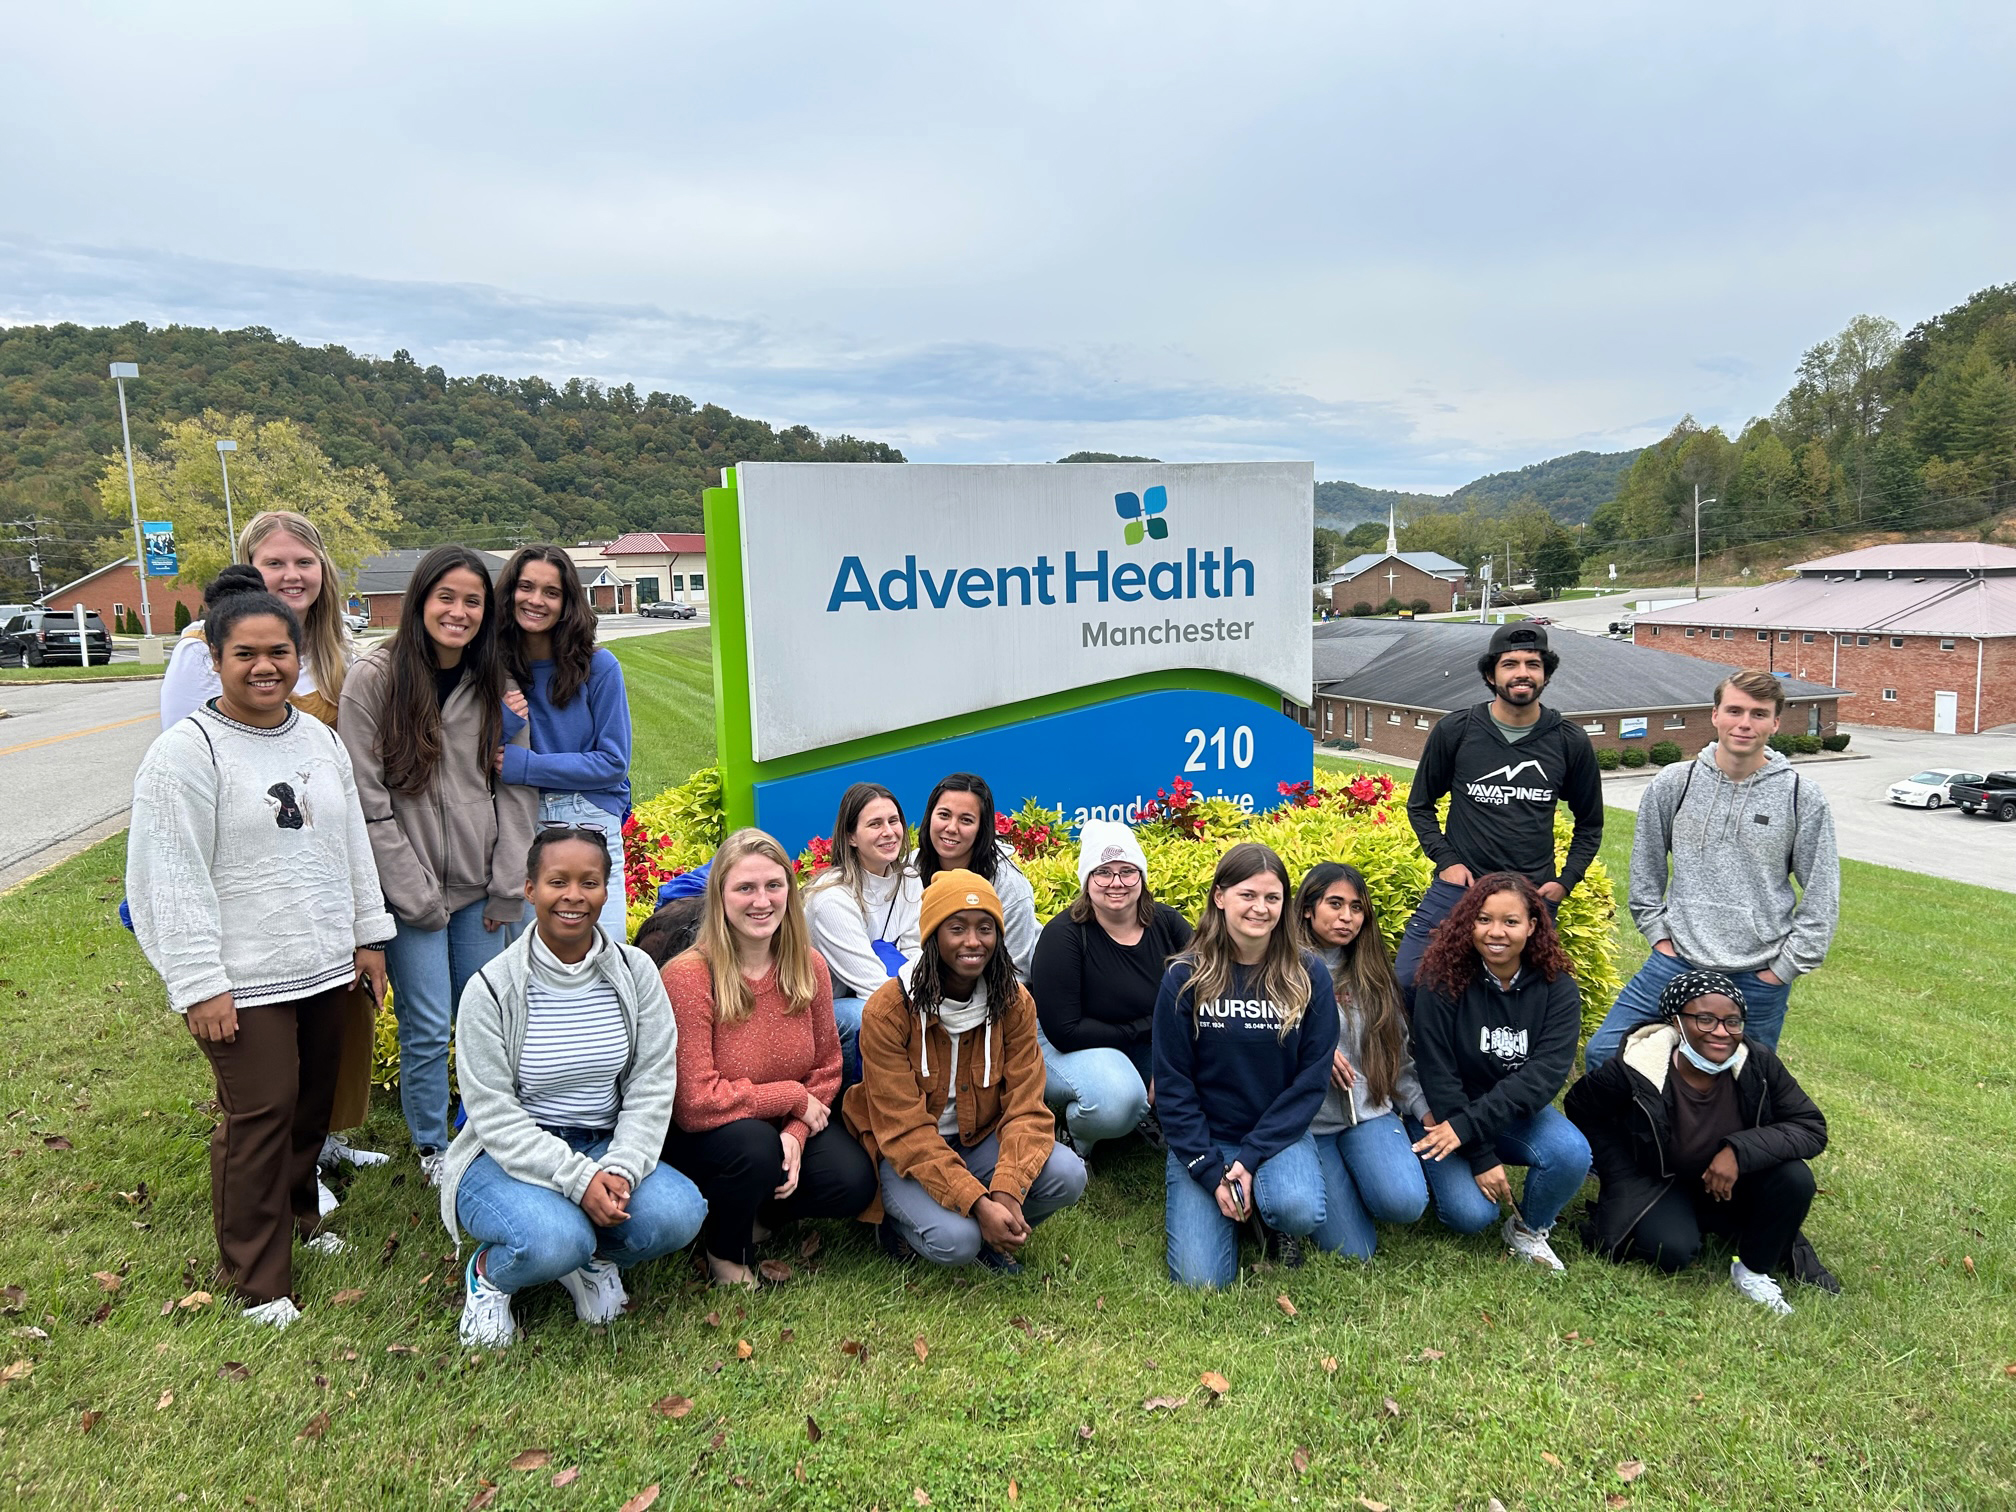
1183 725 1254 771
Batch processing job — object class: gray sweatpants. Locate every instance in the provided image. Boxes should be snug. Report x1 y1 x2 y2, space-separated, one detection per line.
879 1132 1087 1266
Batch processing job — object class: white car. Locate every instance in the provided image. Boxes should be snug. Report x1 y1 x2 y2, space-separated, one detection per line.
1886 769 1985 810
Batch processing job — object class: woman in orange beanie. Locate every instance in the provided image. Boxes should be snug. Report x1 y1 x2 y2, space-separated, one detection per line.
842 870 1086 1272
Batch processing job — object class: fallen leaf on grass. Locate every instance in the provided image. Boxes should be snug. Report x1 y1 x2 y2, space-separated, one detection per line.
216 1362 251 1382
10 1326 47 1340
913 1335 929 1363
1008 1480 1019 1503
702 1309 722 1327
550 1468 579 1487
177 1291 213 1310
794 1461 807 1484
841 1339 869 1362
800 1232 822 1260
1291 1446 1311 1474
616 1485 659 1512
2005 1363 2016 1378
386 1344 419 1357
1616 1459 1647 1483
1541 1451 1564 1469
0 1286 22 1313
119 1183 150 1207
805 1415 822 1444
1321 1356 1338 1375
1076 1424 1094 1442
85 1301 113 1326
155 1389 174 1411
1199 1371 1231 1397
652 1394 694 1419
79 1410 101 1433
1356 1498 1390 1512
313 1375 328 1391
1142 1395 1188 1412
778 1327 795 1343
507 1450 550 1471
158 1300 174 1317
1418 1348 1446 1362
1 1360 33 1385
330 1289 365 1307
92 1271 123 1292
1381 1396 1402 1419
1276 1294 1298 1318
735 1339 754 1361
913 1490 931 1507
378 1235 399 1266
1604 1498 1630 1510
759 1260 793 1283
1963 1255 1976 1277
1487 1500 1508 1512
43 1136 72 1151
464 1483 498 1511
708 1432 726 1450
1480 1309 1495 1326
1010 1316 1034 1337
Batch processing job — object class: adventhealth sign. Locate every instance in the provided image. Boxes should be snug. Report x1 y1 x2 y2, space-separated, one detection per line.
706 461 1314 851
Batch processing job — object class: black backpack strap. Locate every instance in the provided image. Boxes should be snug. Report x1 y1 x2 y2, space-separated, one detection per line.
1665 761 1695 857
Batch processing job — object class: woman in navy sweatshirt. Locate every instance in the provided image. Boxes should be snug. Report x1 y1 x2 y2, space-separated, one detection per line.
1410 872 1589 1271
1154 842 1338 1287
496 547 635 943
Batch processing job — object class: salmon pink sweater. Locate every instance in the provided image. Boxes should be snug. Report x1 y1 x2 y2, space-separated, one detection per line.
663 949 843 1148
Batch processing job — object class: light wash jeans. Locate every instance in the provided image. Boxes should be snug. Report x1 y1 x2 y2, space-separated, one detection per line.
1583 945 1794 1069
877 1132 1087 1267
538 791 630 944
383 898 510 1151
1037 1027 1150 1151
1310 1111 1430 1260
1407 1105 1590 1235
455 1128 706 1293
1164 1135 1325 1290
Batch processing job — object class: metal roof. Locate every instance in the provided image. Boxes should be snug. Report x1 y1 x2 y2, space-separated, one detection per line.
1330 550 1468 581
354 548 513 596
1635 573 2016 638
603 532 706 556
1308 619 1846 715
1796 541 2016 575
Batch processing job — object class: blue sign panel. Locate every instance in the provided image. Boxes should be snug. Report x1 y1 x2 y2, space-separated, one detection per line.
752 689 1312 856
1618 716 1648 740
141 521 179 578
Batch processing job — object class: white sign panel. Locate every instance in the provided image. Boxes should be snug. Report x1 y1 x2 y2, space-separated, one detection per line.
737 461 1314 761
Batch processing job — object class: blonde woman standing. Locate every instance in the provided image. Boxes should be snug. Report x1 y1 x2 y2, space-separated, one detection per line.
661 830 875 1287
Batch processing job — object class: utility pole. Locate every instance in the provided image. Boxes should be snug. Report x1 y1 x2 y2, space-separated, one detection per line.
1692 485 1718 601
110 361 153 635
216 439 239 550
3 519 52 599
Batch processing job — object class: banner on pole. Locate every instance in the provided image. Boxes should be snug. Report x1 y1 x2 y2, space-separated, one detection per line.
141 522 178 578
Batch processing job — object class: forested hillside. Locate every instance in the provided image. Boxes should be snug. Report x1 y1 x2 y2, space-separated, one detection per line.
1446 449 1639 522
0 322 902 600
1313 479 1444 529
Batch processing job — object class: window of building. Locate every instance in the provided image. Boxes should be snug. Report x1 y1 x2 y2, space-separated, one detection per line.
1756 631 1769 642
1855 635 1870 646
1683 627 1696 638
1881 689 1898 701
1582 721 1605 734
1649 625 1660 635
1664 713 1686 728
1940 638 1956 650
1778 631 1791 642
112 602 125 620
1415 714 1431 729
1387 709 1401 725
1890 636 1904 648
668 574 684 592
634 576 660 605
689 574 705 593
1801 633 1815 643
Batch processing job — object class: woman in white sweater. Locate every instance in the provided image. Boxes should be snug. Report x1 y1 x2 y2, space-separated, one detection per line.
803 782 921 1084
128 581 393 1329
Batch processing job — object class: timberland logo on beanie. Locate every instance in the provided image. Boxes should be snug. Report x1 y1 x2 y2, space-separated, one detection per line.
919 869 1004 939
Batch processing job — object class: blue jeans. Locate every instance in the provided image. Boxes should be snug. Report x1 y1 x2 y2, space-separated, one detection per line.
1164 1136 1325 1290
382 899 510 1151
1038 1028 1150 1151
1583 946 1794 1069
833 996 865 1087
539 792 629 944
877 1133 1088 1267
455 1129 706 1293
1310 1113 1430 1260
1407 1106 1590 1235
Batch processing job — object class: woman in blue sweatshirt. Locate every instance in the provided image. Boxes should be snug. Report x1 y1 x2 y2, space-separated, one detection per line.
1409 872 1589 1272
496 547 635 943
1154 842 1338 1287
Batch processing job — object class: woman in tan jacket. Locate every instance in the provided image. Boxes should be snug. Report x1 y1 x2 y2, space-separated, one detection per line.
842 870 1085 1272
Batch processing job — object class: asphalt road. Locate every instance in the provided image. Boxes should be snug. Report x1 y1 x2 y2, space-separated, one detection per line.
0 679 165 890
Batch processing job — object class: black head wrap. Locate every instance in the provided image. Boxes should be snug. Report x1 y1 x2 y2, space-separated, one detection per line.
1659 969 1745 1019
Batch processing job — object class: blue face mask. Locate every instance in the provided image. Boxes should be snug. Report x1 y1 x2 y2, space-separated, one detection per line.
1675 1030 1742 1076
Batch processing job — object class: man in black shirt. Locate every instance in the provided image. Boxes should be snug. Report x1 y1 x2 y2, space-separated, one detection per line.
1396 623 1603 1003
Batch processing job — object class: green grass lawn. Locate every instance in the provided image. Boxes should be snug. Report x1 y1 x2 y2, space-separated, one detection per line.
604 629 717 800
2 809 2011 1507
0 664 164 683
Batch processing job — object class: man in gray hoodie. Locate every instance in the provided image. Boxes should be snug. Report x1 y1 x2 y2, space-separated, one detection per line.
1585 669 1840 1070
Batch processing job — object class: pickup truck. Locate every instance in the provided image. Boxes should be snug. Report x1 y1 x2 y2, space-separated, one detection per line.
1950 772 2016 821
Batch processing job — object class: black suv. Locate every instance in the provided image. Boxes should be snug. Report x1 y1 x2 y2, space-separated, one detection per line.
0 609 114 667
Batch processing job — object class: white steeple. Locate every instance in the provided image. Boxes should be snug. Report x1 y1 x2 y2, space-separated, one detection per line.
1386 503 1398 556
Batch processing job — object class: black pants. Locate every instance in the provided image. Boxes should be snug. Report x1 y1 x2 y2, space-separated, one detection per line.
664 1117 877 1267
1625 1159 1815 1276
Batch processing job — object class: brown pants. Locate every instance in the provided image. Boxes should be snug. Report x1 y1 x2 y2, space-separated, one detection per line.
195 983 347 1303
327 984 379 1132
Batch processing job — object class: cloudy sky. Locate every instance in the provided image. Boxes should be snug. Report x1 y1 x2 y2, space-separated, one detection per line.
3 2 2011 489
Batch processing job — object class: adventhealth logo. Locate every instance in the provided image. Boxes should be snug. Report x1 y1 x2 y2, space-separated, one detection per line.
1116 486 1168 545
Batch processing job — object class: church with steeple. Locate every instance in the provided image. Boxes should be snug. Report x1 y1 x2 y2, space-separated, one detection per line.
1321 505 1470 615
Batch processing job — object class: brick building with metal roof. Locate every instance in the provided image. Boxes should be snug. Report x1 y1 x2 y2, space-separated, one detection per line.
1630 542 2016 734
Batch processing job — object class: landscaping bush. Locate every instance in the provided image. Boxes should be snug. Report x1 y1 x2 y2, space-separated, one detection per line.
1792 733 1823 755
1595 746 1621 770
1379 596 1404 616
1767 733 1797 755
1350 600 1374 617
173 601 191 633
1649 740 1683 766
1620 747 1648 768
1408 598 1433 616
1822 732 1851 751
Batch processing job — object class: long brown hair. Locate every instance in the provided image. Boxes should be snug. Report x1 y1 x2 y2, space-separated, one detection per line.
806 781 911 913
238 511 350 707
378 545 503 796
686 829 818 1025
1179 842 1311 1039
1294 862 1406 1107
1417 871 1575 998
496 545 599 709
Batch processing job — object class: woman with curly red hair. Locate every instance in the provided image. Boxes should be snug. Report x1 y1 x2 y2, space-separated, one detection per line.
1409 872 1589 1271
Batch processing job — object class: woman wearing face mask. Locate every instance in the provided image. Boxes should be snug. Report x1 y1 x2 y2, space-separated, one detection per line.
1293 864 1430 1261
842 870 1086 1271
1155 843 1338 1288
1565 971 1832 1315
339 546 538 1184
127 580 392 1329
661 830 877 1288
494 546 634 944
804 783 921 1082
913 773 1039 979
1028 820 1192 1156
1410 873 1589 1272
444 827 703 1350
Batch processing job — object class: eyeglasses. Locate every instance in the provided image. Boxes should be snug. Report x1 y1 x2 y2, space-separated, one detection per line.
539 820 608 838
1681 1011 1745 1035
1089 866 1141 887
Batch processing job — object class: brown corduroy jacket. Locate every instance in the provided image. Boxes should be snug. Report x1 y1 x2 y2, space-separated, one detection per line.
841 977 1056 1222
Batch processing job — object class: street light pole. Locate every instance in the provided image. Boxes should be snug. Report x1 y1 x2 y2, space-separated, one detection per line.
109 362 153 636
216 439 239 550
1692 485 1718 601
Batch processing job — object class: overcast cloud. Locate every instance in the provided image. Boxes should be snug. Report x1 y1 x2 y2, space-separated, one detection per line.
3 2 2012 488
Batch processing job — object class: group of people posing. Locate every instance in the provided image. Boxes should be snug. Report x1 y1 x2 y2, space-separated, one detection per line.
126 543 1845 1346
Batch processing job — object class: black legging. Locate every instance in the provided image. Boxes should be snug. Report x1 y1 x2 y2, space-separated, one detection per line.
1624 1158 1815 1276
664 1117 876 1267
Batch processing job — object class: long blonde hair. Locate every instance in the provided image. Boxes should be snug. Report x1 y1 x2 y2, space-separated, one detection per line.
689 829 820 1025
1180 842 1312 1039
238 511 351 706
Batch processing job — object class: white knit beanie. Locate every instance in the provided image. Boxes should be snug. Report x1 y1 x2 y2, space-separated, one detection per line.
1075 819 1150 889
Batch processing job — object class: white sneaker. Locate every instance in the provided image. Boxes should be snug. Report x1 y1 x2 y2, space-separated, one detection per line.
321 1134 390 1168
557 1256 628 1324
418 1148 446 1188
458 1251 516 1349
244 1296 302 1330
1731 1260 1794 1316
304 1230 349 1257
316 1178 341 1217
1503 1213 1566 1272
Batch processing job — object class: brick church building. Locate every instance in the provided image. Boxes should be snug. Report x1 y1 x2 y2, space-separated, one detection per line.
1325 511 1468 614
